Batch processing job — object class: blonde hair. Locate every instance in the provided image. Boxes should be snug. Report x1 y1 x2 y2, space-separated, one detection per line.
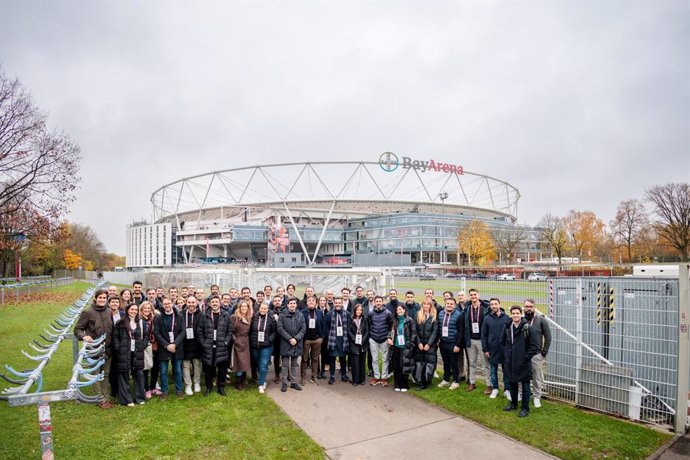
417 298 438 324
236 300 253 323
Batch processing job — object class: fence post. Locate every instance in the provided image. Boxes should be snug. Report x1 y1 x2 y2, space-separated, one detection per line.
575 278 582 406
676 263 689 434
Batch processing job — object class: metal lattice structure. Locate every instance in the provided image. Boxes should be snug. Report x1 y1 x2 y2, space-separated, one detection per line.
149 161 520 265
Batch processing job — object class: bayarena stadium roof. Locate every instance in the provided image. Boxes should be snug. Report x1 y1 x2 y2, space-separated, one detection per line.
151 156 521 225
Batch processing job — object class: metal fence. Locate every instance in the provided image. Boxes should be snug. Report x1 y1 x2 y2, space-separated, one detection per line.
544 276 683 431
0 277 74 305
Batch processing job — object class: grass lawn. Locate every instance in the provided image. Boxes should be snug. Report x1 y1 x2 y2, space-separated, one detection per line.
414 379 672 460
0 281 323 460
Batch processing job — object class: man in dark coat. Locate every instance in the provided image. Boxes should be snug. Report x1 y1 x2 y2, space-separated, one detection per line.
153 297 185 398
197 295 233 396
300 295 325 385
464 288 491 392
277 298 307 392
481 298 511 400
501 305 541 417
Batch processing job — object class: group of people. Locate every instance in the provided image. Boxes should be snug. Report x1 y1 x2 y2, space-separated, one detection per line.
73 282 551 417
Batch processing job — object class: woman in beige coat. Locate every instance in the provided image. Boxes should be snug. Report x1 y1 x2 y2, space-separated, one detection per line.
231 301 252 390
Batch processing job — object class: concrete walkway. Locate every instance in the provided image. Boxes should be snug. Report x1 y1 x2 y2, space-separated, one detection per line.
267 379 555 459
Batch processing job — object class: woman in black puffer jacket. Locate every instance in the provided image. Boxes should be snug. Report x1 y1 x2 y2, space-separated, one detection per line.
112 303 149 406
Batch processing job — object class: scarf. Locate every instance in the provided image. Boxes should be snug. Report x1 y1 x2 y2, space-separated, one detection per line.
327 309 348 350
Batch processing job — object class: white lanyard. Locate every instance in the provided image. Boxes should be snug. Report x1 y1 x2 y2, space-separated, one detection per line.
258 315 268 342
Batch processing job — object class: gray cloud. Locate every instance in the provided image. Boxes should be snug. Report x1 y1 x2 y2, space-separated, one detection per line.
1 0 688 254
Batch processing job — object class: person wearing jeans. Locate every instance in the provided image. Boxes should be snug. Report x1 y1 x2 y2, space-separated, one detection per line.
153 298 185 398
250 298 277 393
437 297 464 390
367 295 394 386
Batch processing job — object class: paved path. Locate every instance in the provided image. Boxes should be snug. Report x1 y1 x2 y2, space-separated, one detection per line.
267 379 555 459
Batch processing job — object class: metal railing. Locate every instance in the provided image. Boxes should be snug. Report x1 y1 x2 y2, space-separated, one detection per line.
0 277 74 304
543 276 686 431
0 283 107 459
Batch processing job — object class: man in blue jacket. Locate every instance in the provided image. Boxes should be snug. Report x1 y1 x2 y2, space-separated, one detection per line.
367 295 394 386
437 297 464 390
464 288 490 392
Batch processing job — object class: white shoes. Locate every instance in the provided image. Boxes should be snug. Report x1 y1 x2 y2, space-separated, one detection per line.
194 383 201 393
401 388 408 393
395 388 401 392
437 380 450 388
185 385 193 396
534 398 542 408
259 385 265 394
433 371 439 379
489 389 499 399
449 382 459 390
504 390 512 401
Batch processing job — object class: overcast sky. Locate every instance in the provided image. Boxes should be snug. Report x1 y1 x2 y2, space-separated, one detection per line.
1 0 688 255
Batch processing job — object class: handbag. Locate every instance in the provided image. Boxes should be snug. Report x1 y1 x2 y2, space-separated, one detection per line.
144 344 154 370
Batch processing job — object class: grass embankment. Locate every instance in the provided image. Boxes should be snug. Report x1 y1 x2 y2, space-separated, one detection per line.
414 379 671 460
0 282 323 460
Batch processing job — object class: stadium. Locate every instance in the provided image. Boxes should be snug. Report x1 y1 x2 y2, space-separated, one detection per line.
129 155 536 267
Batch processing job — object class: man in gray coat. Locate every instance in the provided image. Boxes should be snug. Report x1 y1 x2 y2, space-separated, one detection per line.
277 298 307 392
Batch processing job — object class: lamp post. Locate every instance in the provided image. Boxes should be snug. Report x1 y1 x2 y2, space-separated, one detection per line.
439 192 448 264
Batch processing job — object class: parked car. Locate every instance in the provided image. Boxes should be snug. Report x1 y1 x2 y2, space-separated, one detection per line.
528 273 547 282
419 273 438 281
496 274 516 281
444 273 461 279
468 273 487 279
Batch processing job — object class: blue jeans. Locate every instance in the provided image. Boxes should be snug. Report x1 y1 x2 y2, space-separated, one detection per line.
159 358 183 394
490 362 510 390
251 347 273 386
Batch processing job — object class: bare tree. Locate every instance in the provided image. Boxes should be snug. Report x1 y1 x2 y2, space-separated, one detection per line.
609 199 650 262
537 213 569 265
0 69 81 276
645 183 690 261
492 225 526 264
0 69 81 220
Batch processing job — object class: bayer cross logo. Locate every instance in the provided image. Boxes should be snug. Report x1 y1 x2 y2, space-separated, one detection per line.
379 152 399 172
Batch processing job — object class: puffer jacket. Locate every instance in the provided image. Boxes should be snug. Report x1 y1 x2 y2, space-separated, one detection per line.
277 308 307 357
250 312 277 349
197 308 233 366
388 315 418 374
368 307 394 343
438 307 464 348
415 314 438 354
112 318 149 372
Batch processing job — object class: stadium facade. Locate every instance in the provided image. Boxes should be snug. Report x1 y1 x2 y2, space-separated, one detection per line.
127 157 541 268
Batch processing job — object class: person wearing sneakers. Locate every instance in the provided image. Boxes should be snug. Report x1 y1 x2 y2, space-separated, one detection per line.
367 295 394 387
301 295 325 386
481 298 511 400
501 305 541 417
270 295 285 383
153 297 185 398
524 299 551 408
414 298 438 390
464 288 490 392
277 298 307 392
325 297 351 385
250 302 277 394
112 303 148 406
437 297 464 390
387 304 417 392
181 296 203 395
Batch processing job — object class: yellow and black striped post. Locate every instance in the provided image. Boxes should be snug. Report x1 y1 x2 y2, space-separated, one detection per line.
596 282 601 325
609 286 615 325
